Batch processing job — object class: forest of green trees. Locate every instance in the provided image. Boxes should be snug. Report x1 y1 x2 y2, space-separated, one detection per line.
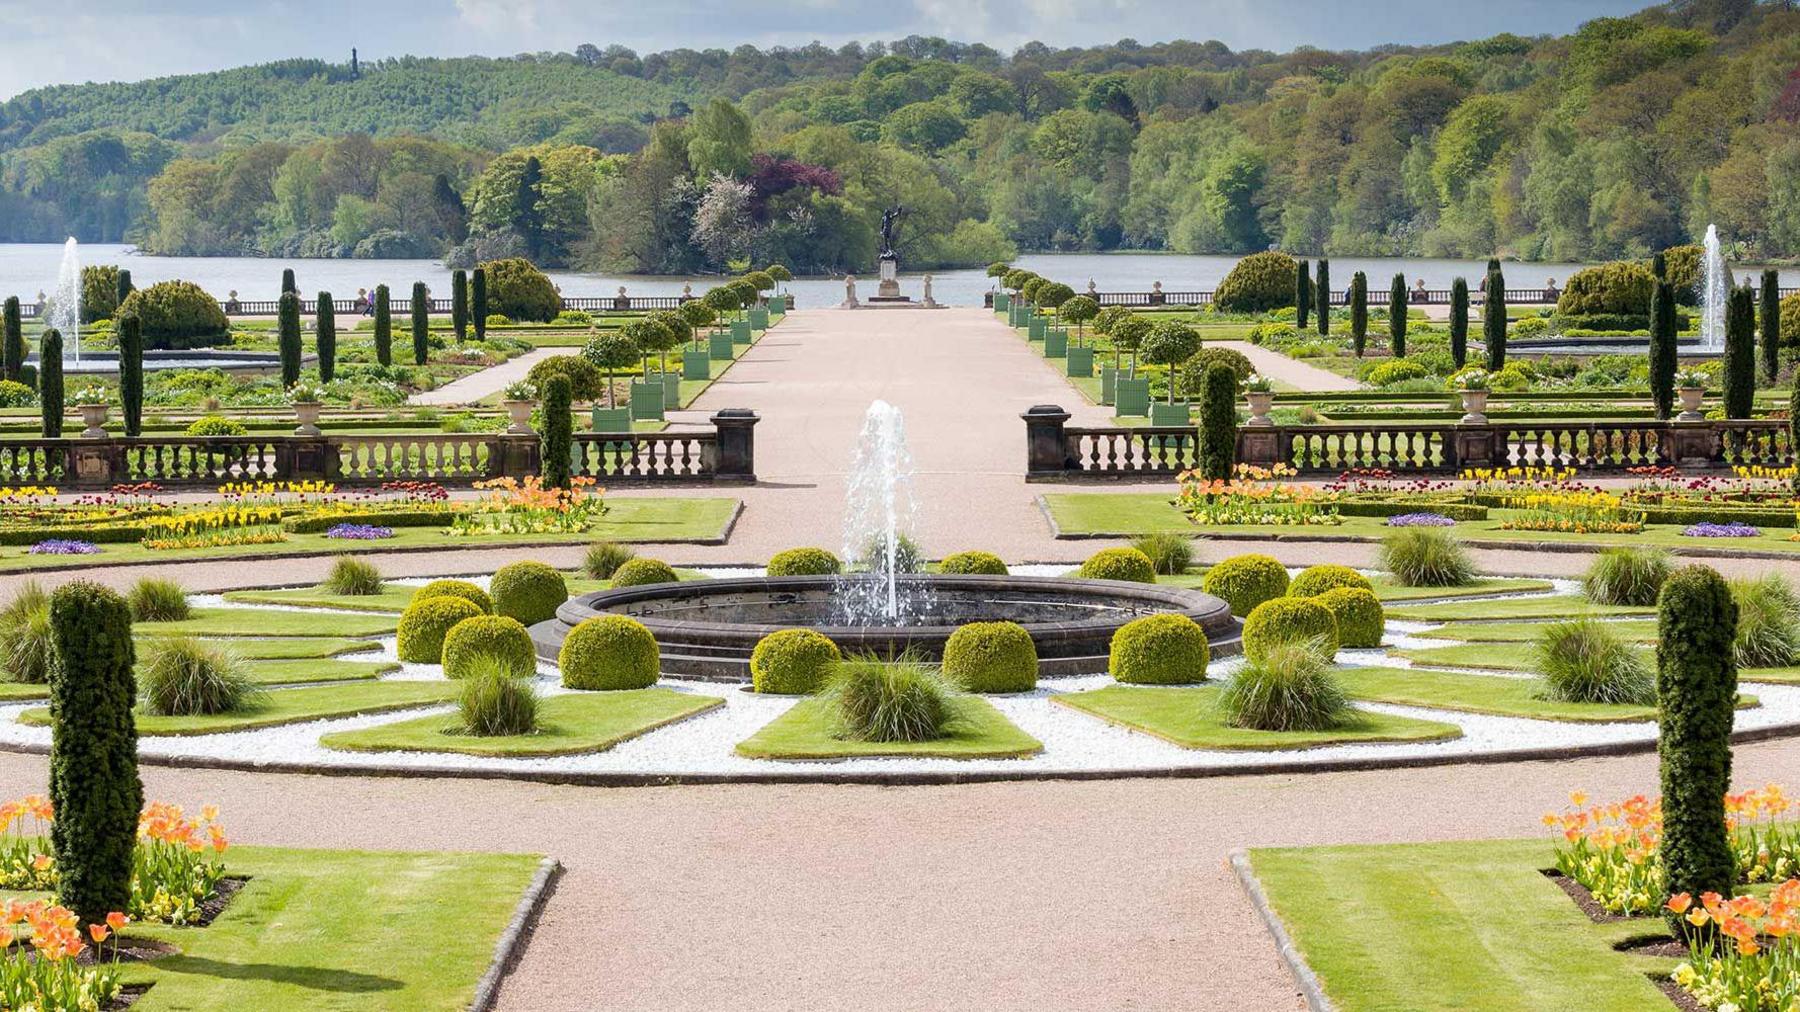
3 0 1799 272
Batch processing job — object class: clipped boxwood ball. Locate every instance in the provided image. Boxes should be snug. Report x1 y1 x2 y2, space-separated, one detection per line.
415 579 494 614
1109 613 1210 684
1240 597 1340 665
939 551 1008 576
397 596 485 663
559 614 659 689
1288 564 1374 599
442 615 538 678
750 629 841 694
489 561 569 626
766 547 842 577
1202 554 1290 617
1078 547 1157 583
941 621 1038 693
610 558 678 588
1316 587 1384 649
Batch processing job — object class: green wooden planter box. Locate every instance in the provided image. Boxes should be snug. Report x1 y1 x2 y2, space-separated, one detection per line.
682 346 710 380
994 292 1010 313
710 333 735 360
1115 377 1151 417
629 382 665 421
1043 330 1067 358
660 371 681 409
749 306 769 330
1149 401 1193 426
1067 346 1095 377
1027 316 1046 341
1100 366 1118 405
589 406 631 432
731 319 752 344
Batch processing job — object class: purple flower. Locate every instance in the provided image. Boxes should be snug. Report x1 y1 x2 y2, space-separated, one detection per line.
1386 512 1457 527
1680 522 1762 538
28 539 100 555
325 524 395 540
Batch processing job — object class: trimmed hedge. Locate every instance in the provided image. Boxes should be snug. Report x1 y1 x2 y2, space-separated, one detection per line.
415 579 494 615
611 558 679 587
281 506 459 533
1108 613 1210 684
750 629 841 694
1288 564 1374 599
941 621 1038 693
1077 547 1157 583
1202 554 1290 616
938 551 1008 576
1558 261 1656 316
1333 500 1489 521
766 547 842 577
483 257 560 323
559 614 659 690
442 615 537 678
0 525 145 546
115 281 229 349
1241 596 1339 665
1214 251 1297 313
490 561 569 626
396 596 485 663
1316 587 1383 648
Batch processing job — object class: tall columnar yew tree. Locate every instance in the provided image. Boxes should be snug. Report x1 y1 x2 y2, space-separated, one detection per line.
315 291 336 383
373 285 392 366
2 296 21 381
1483 267 1506 371
1387 273 1407 358
1349 272 1368 357
1198 363 1237 481
115 269 133 307
1649 281 1678 420
472 268 488 340
117 312 143 437
1761 268 1781 383
451 268 469 343
47 581 141 927
280 268 296 295
38 329 63 437
1722 283 1756 419
540 374 573 490
411 282 430 365
277 291 301 387
1449 278 1469 369
1315 258 1330 336
1295 260 1310 330
1656 564 1738 930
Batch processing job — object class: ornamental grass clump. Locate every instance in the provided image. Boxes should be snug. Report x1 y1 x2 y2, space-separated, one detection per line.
457 655 541 737
1377 527 1476 587
0 582 52 684
138 637 261 716
1201 554 1290 616
823 656 951 743
1533 619 1655 706
1130 532 1194 576
1729 575 1800 668
1217 640 1350 732
321 556 383 596
1583 547 1671 606
582 541 635 580
126 577 189 623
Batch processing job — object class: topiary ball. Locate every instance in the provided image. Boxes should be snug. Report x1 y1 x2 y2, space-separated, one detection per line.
941 621 1038 693
489 561 569 626
397 596 486 663
1314 587 1384 649
750 629 841 694
938 550 1009 576
442 615 538 678
559 615 659 690
1077 547 1157 583
1288 564 1374 599
1201 554 1290 617
610 558 678 588
415 579 494 614
1241 597 1340 666
766 547 842 577
1108 614 1210 684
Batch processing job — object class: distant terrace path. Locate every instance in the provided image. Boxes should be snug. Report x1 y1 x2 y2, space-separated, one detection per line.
409 347 559 406
1211 339 1361 392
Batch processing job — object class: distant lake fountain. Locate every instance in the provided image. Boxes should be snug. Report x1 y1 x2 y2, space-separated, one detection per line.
47 237 80 366
1700 224 1727 352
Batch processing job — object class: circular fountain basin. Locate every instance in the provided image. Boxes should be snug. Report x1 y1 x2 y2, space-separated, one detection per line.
530 574 1241 681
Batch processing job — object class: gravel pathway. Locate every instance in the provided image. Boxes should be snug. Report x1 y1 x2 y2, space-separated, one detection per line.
1210 339 1361 392
409 348 560 406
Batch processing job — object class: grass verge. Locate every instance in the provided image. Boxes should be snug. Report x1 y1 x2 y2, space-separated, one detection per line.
1335 666 1660 723
1052 684 1460 750
1412 619 1659 643
19 680 457 735
136 608 396 638
735 696 1042 760
321 688 724 757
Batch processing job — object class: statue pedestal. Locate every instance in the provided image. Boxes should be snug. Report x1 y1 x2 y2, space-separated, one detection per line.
869 256 911 303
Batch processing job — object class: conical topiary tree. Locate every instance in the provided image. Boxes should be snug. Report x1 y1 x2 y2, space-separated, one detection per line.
1295 260 1311 330
117 312 143 437
1315 258 1330 336
39 329 63 437
1449 278 1469 369
451 268 469 344
2 296 21 382
277 291 302 387
1483 267 1507 371
1723 283 1756 419
1649 280 1677 420
315 291 336 383
1349 272 1368 358
1388 273 1407 358
47 581 141 927
373 285 392 366
1761 268 1781 383
412 282 430 365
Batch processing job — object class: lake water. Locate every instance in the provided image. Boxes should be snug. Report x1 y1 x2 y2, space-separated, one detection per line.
0 244 1786 309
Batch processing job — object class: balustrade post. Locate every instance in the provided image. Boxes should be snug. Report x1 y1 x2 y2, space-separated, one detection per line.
496 434 540 479
1452 423 1498 469
1022 404 1073 480
1235 426 1283 470
1670 421 1718 468
68 437 116 487
710 408 760 482
288 436 332 481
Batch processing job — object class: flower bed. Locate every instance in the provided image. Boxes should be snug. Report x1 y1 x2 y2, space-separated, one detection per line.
1385 512 1456 527
324 523 395 540
1175 466 1344 526
1683 521 1763 538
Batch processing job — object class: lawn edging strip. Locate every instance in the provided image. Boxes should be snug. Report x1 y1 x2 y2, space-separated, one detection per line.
1230 849 1333 1012
470 855 563 1012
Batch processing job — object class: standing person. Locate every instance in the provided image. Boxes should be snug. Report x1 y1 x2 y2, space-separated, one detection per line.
1412 278 1428 302
354 288 368 315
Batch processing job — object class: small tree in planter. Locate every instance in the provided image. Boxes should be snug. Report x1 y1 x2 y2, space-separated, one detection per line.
1315 258 1330 335
1060 295 1098 344
1020 276 1047 308
451 268 469 343
540 374 573 490
1649 280 1678 419
583 332 641 409
278 291 302 386
1140 322 1201 403
1198 363 1238 480
766 264 792 298
622 318 675 382
1349 272 1368 357
1295 259 1311 330
315 291 337 383
38 328 63 437
702 285 742 331
411 281 430 365
1110 316 1151 377
117 312 143 437
1449 277 1469 368
1002 269 1035 295
742 270 774 305
986 262 1012 282
1388 273 1407 358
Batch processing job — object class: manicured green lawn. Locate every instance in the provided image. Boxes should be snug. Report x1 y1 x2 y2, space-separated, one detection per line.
0 497 741 572
1159 571 1553 603
321 688 724 757
1412 619 1658 643
1052 684 1461 750
170 637 380 659
18 681 457 735
736 696 1042 760
137 608 396 638
0 682 46 700
1335 666 1660 723
1247 838 1676 1011
232 658 398 684
111 845 542 1011
1392 640 1642 672
1387 597 1652 622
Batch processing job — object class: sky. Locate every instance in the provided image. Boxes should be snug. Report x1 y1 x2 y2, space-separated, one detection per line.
0 0 1655 98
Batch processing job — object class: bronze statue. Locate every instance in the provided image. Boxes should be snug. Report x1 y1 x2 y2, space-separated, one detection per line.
879 205 905 259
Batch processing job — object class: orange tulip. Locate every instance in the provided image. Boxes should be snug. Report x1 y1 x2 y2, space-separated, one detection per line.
1666 893 1692 914
105 912 127 931
88 923 108 943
